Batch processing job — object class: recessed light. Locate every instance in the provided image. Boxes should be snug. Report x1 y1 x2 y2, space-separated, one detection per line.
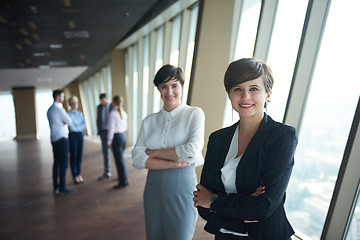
15 44 23 50
32 33 40 41
25 59 32 64
33 52 46 57
19 28 28 36
0 16 7 24
28 21 37 29
68 20 76 29
24 39 32 46
63 0 72 7
50 44 63 49
49 61 68 66
64 30 89 39
30 6 39 14
18 62 24 67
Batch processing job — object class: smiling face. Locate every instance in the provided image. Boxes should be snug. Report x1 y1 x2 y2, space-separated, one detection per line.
228 77 271 119
158 77 182 112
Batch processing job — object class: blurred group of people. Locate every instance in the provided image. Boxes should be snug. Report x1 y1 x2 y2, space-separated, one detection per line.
47 90 129 194
46 58 298 240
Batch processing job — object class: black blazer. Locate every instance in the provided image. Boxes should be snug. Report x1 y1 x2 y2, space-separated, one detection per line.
198 114 297 240
96 104 111 134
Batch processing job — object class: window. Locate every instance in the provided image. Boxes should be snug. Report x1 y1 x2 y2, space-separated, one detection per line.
0 92 16 140
266 0 308 122
132 44 139 144
153 26 164 113
223 0 262 127
142 35 150 120
345 185 360 240
35 90 53 138
169 15 182 66
285 0 360 238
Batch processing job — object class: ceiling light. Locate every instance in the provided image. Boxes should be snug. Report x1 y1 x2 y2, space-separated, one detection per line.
37 77 53 82
49 61 68 67
32 33 40 41
33 52 46 57
68 20 76 29
39 65 50 69
50 44 63 49
63 0 72 7
28 21 37 29
19 28 28 36
18 62 24 67
25 59 32 64
64 30 89 39
15 44 23 50
24 39 32 46
80 54 85 59
0 16 7 24
46 52 51 57
30 6 39 14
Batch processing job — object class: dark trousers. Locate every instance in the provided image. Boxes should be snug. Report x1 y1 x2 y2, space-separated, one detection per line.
51 138 69 191
112 133 128 186
69 132 84 177
100 129 110 176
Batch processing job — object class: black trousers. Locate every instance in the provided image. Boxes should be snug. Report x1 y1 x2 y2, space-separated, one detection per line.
112 133 128 186
51 138 69 191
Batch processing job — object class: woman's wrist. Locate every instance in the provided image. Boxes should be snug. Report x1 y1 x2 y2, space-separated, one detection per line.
209 194 218 209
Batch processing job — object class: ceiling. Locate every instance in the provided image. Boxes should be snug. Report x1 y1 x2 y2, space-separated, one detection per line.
0 0 175 91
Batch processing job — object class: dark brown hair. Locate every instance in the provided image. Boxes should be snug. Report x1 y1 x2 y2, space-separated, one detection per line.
113 95 124 119
153 64 184 87
224 58 274 94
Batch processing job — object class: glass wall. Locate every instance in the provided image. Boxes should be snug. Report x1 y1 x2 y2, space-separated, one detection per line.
124 3 200 142
345 184 360 240
0 92 16 140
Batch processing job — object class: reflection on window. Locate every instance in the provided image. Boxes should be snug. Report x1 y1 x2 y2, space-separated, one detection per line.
345 185 360 240
285 0 360 239
182 5 199 103
169 15 181 66
132 44 139 144
223 0 262 127
0 92 16 140
266 0 308 122
142 35 150 120
153 26 164 113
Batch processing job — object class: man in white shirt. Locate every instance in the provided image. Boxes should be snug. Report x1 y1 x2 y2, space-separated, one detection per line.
47 89 76 195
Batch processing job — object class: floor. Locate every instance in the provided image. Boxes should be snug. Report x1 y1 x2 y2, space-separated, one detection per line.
0 137 213 240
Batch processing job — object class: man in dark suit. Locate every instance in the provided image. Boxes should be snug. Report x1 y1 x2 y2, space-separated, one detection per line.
97 93 111 180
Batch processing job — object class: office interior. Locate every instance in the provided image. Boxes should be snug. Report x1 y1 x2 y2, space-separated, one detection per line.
0 0 359 239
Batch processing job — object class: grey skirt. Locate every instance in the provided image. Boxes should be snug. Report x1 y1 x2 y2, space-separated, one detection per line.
144 164 198 240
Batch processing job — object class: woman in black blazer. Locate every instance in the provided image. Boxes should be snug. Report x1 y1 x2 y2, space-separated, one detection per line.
193 58 298 240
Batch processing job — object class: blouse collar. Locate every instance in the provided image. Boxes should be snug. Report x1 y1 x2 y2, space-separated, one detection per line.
160 103 186 118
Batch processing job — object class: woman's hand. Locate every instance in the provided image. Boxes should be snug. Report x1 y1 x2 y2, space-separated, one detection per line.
145 148 156 158
251 185 265 197
193 184 216 208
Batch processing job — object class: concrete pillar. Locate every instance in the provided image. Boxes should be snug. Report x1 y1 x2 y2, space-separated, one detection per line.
12 87 37 140
189 0 237 147
109 49 130 144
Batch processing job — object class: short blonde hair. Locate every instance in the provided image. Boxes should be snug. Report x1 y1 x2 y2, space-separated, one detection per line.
68 96 79 105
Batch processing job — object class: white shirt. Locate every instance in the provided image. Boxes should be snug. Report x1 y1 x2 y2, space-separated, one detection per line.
47 102 73 142
131 103 205 170
220 123 248 237
107 107 128 145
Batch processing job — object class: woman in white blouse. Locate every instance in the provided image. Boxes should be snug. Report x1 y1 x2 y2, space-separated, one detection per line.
132 64 205 240
107 95 129 189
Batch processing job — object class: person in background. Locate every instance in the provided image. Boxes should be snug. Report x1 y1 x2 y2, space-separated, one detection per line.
132 64 205 240
107 95 129 189
47 89 76 195
67 96 86 184
96 93 111 180
193 58 297 240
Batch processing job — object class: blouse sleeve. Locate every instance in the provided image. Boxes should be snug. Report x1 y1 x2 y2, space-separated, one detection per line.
175 108 205 164
210 127 298 221
107 111 115 146
131 120 148 170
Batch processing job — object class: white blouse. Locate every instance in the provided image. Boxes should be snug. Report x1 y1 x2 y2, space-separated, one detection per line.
107 108 128 145
220 123 248 237
131 103 205 170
